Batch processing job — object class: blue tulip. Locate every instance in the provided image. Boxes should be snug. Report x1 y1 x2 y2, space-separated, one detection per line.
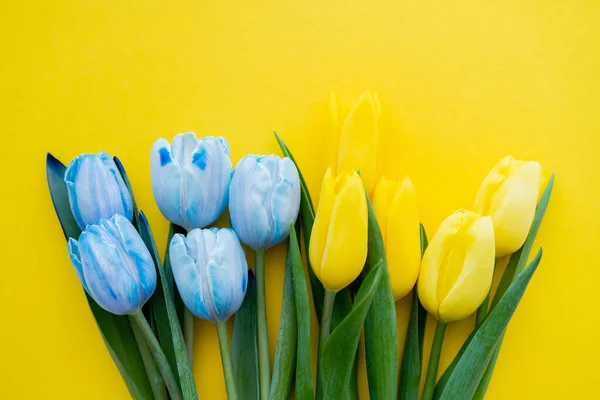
170 228 248 322
150 133 232 231
229 155 301 250
65 151 134 231
67 214 157 315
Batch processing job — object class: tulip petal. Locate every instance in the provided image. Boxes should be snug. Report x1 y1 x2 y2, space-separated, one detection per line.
309 168 336 283
68 238 89 294
185 136 233 229
386 177 421 300
439 216 495 322
170 232 215 321
229 156 272 250
336 91 379 193
207 229 248 321
78 224 139 315
150 138 185 228
98 151 134 222
417 212 463 319
268 157 301 247
170 132 199 165
112 215 157 305
489 161 542 257
319 172 368 291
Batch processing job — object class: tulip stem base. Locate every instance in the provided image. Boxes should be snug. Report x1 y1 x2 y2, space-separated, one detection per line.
255 249 270 400
216 320 239 400
130 310 182 400
130 314 167 400
183 307 195 363
422 320 447 400
316 290 336 399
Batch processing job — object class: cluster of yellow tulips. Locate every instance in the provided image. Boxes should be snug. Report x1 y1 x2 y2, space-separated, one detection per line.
308 90 545 399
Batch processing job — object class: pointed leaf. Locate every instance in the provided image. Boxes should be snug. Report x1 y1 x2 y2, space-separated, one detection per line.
138 211 198 400
320 265 383 399
437 249 543 400
46 153 153 400
233 270 259 400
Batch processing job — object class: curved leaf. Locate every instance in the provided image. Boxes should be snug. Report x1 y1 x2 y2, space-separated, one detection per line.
320 265 383 399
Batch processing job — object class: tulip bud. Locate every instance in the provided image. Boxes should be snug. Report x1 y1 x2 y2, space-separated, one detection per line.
473 156 543 257
309 168 368 291
372 176 421 300
330 90 381 193
65 151 134 230
67 214 157 315
150 133 232 231
170 228 248 322
417 210 495 322
229 154 301 250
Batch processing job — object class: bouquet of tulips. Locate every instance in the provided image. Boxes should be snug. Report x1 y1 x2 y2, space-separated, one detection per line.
46 91 553 400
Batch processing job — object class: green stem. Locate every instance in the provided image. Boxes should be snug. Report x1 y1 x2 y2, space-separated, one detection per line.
216 320 239 400
130 310 182 400
184 307 195 363
130 313 168 400
422 320 447 400
255 249 270 400
475 292 490 327
316 290 336 399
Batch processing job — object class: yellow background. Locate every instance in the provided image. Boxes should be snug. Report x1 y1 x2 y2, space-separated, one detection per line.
2 0 600 398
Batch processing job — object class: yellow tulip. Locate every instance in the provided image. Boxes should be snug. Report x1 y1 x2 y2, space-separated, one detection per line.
309 168 368 291
329 90 381 194
372 175 421 300
473 156 543 257
417 210 495 322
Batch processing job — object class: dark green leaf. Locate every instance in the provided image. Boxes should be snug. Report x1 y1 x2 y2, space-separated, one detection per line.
138 211 198 400
270 225 299 399
363 194 398 399
437 249 543 400
113 156 140 228
320 264 383 399
46 153 153 400
233 270 259 400
289 226 314 399
398 224 429 400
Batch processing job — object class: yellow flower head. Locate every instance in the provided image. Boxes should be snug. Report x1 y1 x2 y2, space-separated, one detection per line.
309 168 368 291
417 210 495 322
474 156 543 257
372 175 421 300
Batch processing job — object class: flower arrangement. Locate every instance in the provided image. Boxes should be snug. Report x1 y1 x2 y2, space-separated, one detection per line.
46 91 553 400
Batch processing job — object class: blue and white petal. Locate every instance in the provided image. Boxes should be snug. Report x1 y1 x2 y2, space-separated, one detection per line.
98 151 134 222
150 138 185 228
68 238 89 294
267 157 301 247
229 155 272 250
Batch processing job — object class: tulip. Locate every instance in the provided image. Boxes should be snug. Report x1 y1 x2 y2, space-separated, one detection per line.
170 228 247 400
329 90 381 193
169 228 248 322
65 151 133 230
473 156 543 257
417 210 495 323
229 154 301 251
67 214 156 315
372 175 421 300
151 132 232 231
309 168 368 292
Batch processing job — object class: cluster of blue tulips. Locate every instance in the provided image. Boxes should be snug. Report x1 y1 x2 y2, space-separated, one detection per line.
58 132 301 400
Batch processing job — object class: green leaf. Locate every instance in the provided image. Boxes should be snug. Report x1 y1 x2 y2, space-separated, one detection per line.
320 264 383 399
274 131 357 397
137 211 198 400
363 194 398 399
113 156 140 229
398 224 429 400
46 153 153 400
437 249 543 400
233 270 259 400
269 233 298 400
289 226 314 399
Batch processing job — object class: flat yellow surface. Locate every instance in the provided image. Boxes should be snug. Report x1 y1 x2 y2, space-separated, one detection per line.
2 1 600 398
